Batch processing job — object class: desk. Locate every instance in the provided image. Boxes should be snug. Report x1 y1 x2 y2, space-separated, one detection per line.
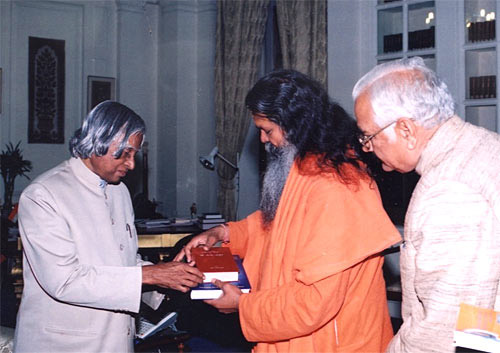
137 225 201 263
1 237 23 309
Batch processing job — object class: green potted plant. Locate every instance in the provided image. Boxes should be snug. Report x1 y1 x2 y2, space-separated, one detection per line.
0 141 33 218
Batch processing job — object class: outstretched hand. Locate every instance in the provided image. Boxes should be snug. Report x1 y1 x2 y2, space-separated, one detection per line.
204 279 242 314
173 226 227 263
142 261 203 293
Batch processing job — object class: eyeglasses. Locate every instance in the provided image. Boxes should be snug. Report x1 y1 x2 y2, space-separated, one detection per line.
357 121 397 148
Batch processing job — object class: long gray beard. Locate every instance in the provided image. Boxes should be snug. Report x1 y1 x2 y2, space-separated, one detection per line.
260 143 297 227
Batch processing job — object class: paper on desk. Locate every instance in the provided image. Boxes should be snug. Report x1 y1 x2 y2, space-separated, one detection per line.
174 218 194 225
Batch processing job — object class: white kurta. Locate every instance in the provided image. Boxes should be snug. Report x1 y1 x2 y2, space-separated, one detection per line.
14 157 143 353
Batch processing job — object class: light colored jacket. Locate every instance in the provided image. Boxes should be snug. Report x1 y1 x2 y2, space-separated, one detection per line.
14 157 143 353
387 116 500 353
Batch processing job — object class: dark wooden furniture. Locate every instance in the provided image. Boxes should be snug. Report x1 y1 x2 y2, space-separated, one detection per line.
135 331 190 353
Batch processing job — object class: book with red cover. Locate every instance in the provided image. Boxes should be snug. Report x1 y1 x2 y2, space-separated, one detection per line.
191 247 239 283
190 255 251 300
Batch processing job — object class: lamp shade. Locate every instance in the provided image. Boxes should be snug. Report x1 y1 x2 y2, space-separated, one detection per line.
199 146 238 171
199 146 218 170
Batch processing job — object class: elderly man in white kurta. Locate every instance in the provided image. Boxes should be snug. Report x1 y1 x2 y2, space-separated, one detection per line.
14 101 203 353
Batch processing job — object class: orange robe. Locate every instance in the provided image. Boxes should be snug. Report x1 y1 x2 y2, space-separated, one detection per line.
227 156 401 352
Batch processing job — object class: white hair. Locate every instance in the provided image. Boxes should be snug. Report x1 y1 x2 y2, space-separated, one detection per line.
69 101 145 159
352 57 455 129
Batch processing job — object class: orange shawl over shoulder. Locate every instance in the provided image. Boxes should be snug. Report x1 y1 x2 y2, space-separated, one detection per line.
227 155 401 352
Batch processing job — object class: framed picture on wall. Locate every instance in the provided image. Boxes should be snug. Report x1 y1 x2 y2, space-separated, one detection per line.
29 36 65 144
87 76 116 112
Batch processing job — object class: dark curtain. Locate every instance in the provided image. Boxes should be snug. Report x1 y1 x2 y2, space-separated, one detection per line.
276 0 327 87
215 0 270 220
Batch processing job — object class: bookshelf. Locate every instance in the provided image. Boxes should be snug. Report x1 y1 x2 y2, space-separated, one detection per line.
376 0 436 71
371 0 500 226
463 0 498 132
374 1 436 225
375 0 500 134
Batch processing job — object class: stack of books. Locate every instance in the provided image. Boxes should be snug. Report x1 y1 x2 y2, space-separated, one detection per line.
191 247 239 283
408 26 435 50
135 218 171 229
469 75 496 99
190 247 251 300
197 213 225 230
468 20 496 43
383 33 402 53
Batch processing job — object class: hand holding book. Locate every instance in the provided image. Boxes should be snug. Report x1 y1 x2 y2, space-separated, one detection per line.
141 261 203 292
173 225 229 263
203 278 242 314
191 247 239 283
190 254 251 301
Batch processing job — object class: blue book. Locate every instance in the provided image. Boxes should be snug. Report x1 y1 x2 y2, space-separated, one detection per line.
190 255 251 300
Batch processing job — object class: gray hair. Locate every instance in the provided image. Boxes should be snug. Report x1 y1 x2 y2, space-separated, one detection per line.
69 101 146 159
352 57 455 129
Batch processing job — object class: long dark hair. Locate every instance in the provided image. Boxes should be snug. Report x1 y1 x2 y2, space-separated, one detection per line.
245 69 367 182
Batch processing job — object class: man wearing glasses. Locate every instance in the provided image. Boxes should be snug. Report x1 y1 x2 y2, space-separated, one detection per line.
353 56 500 353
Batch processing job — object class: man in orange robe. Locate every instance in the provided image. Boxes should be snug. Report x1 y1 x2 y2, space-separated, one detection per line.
176 70 401 352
